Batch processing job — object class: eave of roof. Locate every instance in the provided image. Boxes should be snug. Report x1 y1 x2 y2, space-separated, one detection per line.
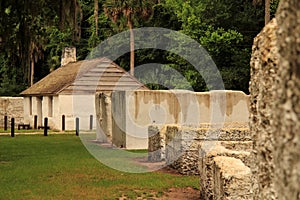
20 58 148 96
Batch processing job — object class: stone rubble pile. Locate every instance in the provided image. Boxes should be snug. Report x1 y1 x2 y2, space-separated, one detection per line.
148 123 253 199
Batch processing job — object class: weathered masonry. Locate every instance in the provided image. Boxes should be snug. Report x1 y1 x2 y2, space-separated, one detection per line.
97 90 249 149
250 0 300 199
148 123 252 199
0 97 23 128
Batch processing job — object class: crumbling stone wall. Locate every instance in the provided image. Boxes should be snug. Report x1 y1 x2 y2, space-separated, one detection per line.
102 90 249 149
0 97 24 129
249 18 278 199
148 124 253 199
148 123 252 181
196 126 252 199
249 1 300 199
273 1 300 198
213 156 252 200
164 125 200 175
148 125 166 162
199 141 252 199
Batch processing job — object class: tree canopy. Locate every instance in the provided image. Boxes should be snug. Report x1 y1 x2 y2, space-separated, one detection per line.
0 0 280 96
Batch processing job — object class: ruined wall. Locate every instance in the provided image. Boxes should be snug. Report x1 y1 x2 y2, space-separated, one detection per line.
106 90 249 149
249 18 278 199
273 1 300 198
148 125 166 161
249 1 300 199
0 97 24 128
95 92 112 141
212 156 252 200
199 139 252 199
148 124 253 199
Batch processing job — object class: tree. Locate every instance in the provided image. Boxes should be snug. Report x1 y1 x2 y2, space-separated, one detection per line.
265 0 270 25
94 0 99 36
103 0 156 76
0 0 83 89
0 0 279 95
59 0 83 42
163 0 264 93
253 0 274 25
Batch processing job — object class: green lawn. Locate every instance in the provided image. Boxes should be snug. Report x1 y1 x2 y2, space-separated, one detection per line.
0 135 198 199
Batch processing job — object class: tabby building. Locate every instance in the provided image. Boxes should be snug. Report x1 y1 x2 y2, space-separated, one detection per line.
20 50 147 130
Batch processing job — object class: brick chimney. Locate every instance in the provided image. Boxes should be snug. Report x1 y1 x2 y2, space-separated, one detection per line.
61 47 77 66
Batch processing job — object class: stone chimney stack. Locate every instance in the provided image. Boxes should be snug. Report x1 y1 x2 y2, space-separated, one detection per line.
61 47 77 66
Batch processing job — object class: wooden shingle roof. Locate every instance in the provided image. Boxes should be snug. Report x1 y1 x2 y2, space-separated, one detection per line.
21 58 148 96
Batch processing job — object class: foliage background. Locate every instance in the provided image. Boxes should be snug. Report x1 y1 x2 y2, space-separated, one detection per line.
0 0 280 95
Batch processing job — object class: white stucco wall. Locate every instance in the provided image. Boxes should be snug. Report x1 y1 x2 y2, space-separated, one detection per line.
30 96 43 126
23 97 31 124
95 92 113 140
58 95 74 130
71 94 96 130
23 94 97 130
56 94 96 130
24 96 54 128
52 96 60 129
105 90 249 149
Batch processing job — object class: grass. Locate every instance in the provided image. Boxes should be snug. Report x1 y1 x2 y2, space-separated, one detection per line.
0 129 69 133
0 135 199 199
0 129 43 133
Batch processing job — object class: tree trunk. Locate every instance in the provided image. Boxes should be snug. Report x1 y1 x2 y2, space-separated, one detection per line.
265 0 270 25
60 0 65 30
128 16 135 76
30 59 34 86
73 0 82 42
94 0 99 36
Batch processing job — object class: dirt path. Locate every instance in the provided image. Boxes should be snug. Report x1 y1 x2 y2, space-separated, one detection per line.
128 158 200 199
157 187 200 200
119 186 200 200
157 167 200 199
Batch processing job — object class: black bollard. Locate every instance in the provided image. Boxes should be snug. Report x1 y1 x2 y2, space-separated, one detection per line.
11 118 15 137
76 117 79 136
44 117 48 136
89 115 93 130
34 115 37 129
4 115 7 131
62 115 65 131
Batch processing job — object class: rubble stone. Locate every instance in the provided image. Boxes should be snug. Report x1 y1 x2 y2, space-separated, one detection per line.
249 1 300 198
213 156 252 200
0 97 24 128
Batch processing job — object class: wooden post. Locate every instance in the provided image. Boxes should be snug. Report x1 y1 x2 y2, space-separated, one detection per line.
34 115 37 129
62 115 65 131
44 117 48 136
11 118 15 137
89 115 93 130
4 115 7 131
76 117 79 136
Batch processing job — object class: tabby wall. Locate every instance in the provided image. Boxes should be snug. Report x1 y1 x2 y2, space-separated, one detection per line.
249 18 278 199
272 1 300 198
0 97 24 128
104 90 249 149
250 0 300 198
148 124 253 199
